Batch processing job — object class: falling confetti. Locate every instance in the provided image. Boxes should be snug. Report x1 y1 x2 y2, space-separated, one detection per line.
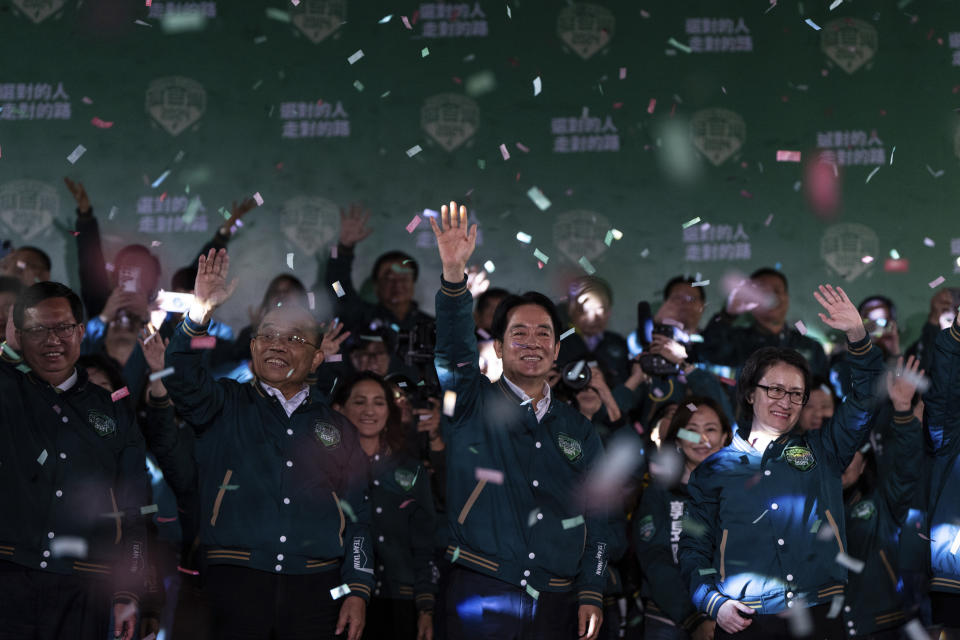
406 145 422 158
37 449 48 465
559 327 576 341
516 231 532 244
776 150 801 162
930 276 945 289
111 387 130 402
190 336 217 349
804 18 822 30
533 76 542 96
443 390 457 416
66 145 86 164
149 367 175 381
286 253 294 269
405 214 422 233
561 515 585 529
676 428 701 443
667 37 692 53
835 552 864 573
795 320 807 335
578 256 596 275
533 248 549 264
681 217 701 229
475 467 504 484
332 281 346 297
253 192 264 206
865 166 880 183
499 143 510 160
330 584 351 600
691 280 710 287
526 186 552 210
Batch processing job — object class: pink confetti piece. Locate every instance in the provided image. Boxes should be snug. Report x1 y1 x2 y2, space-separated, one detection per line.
499 144 510 160
776 150 801 162
401 15 412 29
475 467 504 484
326 354 343 363
111 387 130 402
764 214 774 226
647 98 656 114
795 320 807 335
399 499 414 509
640 9 650 17
457 361 472 367
406 214 422 233
685 403 698 412
253 192 264 206
81 96 93 104
930 276 946 288
190 336 217 349
619 67 627 80
91 117 113 129
924 237 936 247
156 516 177 523
515 142 529 153
740 189 753 199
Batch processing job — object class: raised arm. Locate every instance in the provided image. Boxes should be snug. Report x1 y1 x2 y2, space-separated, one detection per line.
66 177 111 318
924 317 960 454
163 249 238 428
813 284 883 470
429 202 481 423
320 204 372 327
880 357 924 524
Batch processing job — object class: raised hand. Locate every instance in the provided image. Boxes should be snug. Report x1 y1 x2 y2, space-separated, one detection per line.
220 197 258 235
429 201 477 282
466 265 490 298
338 203 373 248
138 327 170 373
189 249 238 324
63 177 91 214
101 288 149 323
886 355 924 412
319 319 350 361
814 284 866 342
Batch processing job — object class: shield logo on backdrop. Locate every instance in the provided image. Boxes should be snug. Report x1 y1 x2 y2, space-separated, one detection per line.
552 210 611 264
280 196 339 256
292 0 346 44
0 180 60 241
11 0 66 23
145 76 206 136
691 108 746 166
821 223 879 282
821 18 878 74
556 3 615 60
421 94 480 152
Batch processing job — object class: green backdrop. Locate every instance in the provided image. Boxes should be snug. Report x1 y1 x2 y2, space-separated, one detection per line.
2 0 959 346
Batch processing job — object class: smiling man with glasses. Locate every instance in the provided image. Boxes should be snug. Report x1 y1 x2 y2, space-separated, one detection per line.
161 249 373 640
0 281 148 640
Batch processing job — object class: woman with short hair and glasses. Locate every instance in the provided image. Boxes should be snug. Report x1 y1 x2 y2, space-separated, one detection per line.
679 285 884 639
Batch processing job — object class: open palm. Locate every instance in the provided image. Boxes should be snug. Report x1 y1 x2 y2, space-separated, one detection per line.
814 284 866 341
194 249 238 312
429 200 477 282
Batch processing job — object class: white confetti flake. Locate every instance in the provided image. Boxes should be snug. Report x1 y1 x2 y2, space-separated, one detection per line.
330 584 351 600
38 449 48 465
835 552 864 573
347 50 364 65
442 390 457 417
559 327 576 341
929 276 945 289
406 145 422 158
286 253 294 269
533 248 549 264
865 166 880 183
253 192 264 206
499 143 510 160
533 76 542 96
149 367 175 382
50 536 88 559
516 231 532 244
829 0 843 9
484 260 495 273
691 280 710 287
578 256 596 275
924 237 935 247
307 291 315 310
526 186 552 211
804 18 822 30
332 281 345 298
67 145 86 165
378 14 392 23
326 354 342 363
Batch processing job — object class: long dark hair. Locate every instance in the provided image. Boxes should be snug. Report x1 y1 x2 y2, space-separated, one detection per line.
333 372 406 455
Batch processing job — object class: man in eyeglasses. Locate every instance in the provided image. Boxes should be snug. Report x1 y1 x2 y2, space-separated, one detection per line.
0 281 148 640
161 249 373 640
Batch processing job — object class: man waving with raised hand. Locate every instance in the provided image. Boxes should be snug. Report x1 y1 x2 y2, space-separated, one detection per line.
162 248 373 640
431 202 608 640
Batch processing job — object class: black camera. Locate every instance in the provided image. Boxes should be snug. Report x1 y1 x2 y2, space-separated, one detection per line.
560 359 594 392
396 318 437 367
637 301 682 377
